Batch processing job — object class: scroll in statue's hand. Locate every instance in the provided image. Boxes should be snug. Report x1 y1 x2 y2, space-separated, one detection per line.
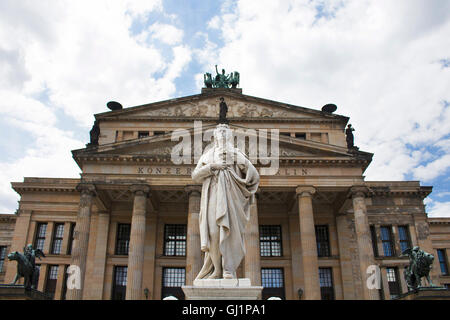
210 163 228 171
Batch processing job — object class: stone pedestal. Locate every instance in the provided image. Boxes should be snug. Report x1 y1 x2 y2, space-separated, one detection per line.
0 285 51 300
395 287 450 300
182 279 263 300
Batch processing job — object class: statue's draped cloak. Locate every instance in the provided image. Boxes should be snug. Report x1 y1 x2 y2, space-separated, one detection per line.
192 148 259 279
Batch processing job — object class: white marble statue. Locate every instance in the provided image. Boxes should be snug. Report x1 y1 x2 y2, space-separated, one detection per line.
192 124 259 280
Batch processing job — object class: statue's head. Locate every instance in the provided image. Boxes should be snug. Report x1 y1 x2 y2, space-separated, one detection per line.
413 246 420 252
7 251 18 260
214 124 233 150
26 244 33 250
222 69 225 74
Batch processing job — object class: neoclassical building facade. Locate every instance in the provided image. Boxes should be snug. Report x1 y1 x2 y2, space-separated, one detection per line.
1 88 449 300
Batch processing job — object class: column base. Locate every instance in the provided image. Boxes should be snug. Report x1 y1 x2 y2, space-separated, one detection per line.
182 278 263 300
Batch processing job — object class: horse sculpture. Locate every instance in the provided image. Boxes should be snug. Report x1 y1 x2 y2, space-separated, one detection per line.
401 246 435 291
8 249 44 289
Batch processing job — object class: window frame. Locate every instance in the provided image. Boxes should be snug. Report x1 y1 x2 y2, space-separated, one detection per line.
370 225 379 257
115 223 131 256
161 267 186 300
67 223 75 255
163 224 187 257
386 267 401 299
51 223 65 255
259 225 283 257
380 226 395 257
437 249 449 275
261 268 285 300
398 225 412 254
111 266 128 300
34 223 48 251
0 246 7 273
315 225 331 257
44 265 59 299
319 267 335 300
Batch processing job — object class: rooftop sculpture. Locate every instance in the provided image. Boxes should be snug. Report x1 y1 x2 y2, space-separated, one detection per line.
204 65 240 89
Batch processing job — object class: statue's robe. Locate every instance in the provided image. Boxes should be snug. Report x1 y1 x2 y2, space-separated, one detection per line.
192 147 259 279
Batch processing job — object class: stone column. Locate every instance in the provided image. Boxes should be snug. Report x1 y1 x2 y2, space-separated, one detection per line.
296 186 320 300
185 185 202 285
126 185 150 300
85 211 110 299
67 183 96 300
335 213 356 299
244 194 261 286
350 186 378 300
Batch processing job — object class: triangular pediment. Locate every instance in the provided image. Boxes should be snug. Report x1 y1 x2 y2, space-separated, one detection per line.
74 124 370 163
95 90 347 121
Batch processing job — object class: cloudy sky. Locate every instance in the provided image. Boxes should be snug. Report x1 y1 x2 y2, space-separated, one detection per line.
0 0 449 217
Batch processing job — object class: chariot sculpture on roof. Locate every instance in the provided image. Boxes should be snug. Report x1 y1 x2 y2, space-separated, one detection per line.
204 65 240 89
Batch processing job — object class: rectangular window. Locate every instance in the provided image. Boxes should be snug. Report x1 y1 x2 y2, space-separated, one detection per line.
261 268 285 300
319 268 335 300
386 267 401 299
34 223 48 251
370 225 379 257
315 225 331 257
380 226 395 257
115 224 131 255
51 223 65 255
295 133 306 139
153 131 165 136
138 131 149 138
45 265 59 299
259 225 282 257
398 226 411 254
61 265 69 300
112 266 128 300
437 249 449 275
161 267 185 300
163 224 187 256
0 246 6 272
67 223 75 255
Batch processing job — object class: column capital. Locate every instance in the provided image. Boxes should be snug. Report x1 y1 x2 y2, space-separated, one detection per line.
296 186 316 197
76 183 96 196
185 185 202 197
349 185 369 198
130 184 150 197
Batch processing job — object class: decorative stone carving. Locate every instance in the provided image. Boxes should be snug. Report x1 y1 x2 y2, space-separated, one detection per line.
130 97 302 119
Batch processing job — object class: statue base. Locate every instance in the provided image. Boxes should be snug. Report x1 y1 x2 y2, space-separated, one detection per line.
395 286 450 300
182 278 263 300
0 284 51 300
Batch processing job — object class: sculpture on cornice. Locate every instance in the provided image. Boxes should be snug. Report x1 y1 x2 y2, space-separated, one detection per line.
8 244 45 289
401 246 435 291
192 124 259 280
88 120 100 147
203 65 240 89
345 124 355 149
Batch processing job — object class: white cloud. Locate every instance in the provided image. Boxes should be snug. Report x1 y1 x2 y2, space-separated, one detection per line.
426 199 450 218
0 1 191 213
201 0 450 185
146 22 184 45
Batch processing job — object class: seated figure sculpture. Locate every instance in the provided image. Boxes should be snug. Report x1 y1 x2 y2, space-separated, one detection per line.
192 124 259 280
